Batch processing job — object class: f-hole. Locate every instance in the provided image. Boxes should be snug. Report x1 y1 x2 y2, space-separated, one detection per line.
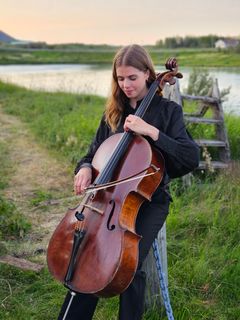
107 199 116 231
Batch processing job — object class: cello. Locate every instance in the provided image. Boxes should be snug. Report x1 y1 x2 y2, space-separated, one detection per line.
47 58 182 300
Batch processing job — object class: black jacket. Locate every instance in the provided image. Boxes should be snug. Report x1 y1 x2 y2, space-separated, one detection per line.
75 94 200 183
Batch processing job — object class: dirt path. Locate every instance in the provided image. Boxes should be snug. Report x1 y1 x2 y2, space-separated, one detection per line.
0 107 78 263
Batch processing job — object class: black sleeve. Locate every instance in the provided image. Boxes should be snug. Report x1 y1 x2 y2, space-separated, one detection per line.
153 103 200 178
74 115 110 174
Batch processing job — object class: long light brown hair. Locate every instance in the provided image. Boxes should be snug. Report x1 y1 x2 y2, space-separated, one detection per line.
105 44 157 132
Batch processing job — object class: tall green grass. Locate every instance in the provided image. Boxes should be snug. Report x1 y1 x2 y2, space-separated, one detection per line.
167 167 240 319
0 82 239 319
225 114 240 160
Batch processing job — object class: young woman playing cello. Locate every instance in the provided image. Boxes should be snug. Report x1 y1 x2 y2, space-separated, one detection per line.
57 44 199 320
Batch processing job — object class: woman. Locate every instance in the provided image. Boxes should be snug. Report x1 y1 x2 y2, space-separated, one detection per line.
58 44 199 320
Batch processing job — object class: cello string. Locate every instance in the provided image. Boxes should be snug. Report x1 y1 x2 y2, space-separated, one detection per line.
135 81 159 118
95 131 131 184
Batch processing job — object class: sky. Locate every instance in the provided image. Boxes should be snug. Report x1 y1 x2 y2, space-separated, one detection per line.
1 0 240 45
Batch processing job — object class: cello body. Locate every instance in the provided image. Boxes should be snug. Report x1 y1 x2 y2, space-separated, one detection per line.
47 133 164 297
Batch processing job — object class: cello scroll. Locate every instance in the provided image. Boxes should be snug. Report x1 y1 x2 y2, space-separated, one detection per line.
157 57 183 90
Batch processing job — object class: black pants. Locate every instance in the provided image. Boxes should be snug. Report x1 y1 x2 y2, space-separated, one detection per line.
58 195 169 320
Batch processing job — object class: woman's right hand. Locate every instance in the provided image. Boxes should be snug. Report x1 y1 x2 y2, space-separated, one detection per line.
74 167 92 195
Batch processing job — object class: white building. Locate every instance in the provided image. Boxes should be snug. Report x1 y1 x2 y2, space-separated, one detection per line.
215 38 239 49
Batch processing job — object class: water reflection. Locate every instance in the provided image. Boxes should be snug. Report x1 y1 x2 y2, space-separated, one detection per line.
0 64 239 115
0 64 112 97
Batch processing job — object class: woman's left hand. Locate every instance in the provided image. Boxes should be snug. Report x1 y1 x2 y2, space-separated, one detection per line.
124 115 159 141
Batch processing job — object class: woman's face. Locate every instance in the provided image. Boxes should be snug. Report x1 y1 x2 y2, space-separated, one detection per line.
116 65 149 103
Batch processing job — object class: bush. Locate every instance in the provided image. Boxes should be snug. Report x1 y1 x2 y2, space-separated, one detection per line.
185 68 230 100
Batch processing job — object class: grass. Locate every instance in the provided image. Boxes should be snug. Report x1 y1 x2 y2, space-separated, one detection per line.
0 141 11 190
0 266 66 320
0 195 31 240
0 47 240 67
0 141 31 241
167 167 240 319
0 82 239 319
225 114 240 160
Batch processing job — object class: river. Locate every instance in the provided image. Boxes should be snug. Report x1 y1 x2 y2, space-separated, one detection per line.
0 64 239 115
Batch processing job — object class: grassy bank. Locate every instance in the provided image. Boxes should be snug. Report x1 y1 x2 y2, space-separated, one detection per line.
0 82 239 319
0 47 240 67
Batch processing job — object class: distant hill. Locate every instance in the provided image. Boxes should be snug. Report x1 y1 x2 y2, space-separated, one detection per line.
0 30 17 43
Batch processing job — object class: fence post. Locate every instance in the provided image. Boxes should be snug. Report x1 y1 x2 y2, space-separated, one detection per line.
143 80 182 309
210 79 231 162
142 223 168 309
